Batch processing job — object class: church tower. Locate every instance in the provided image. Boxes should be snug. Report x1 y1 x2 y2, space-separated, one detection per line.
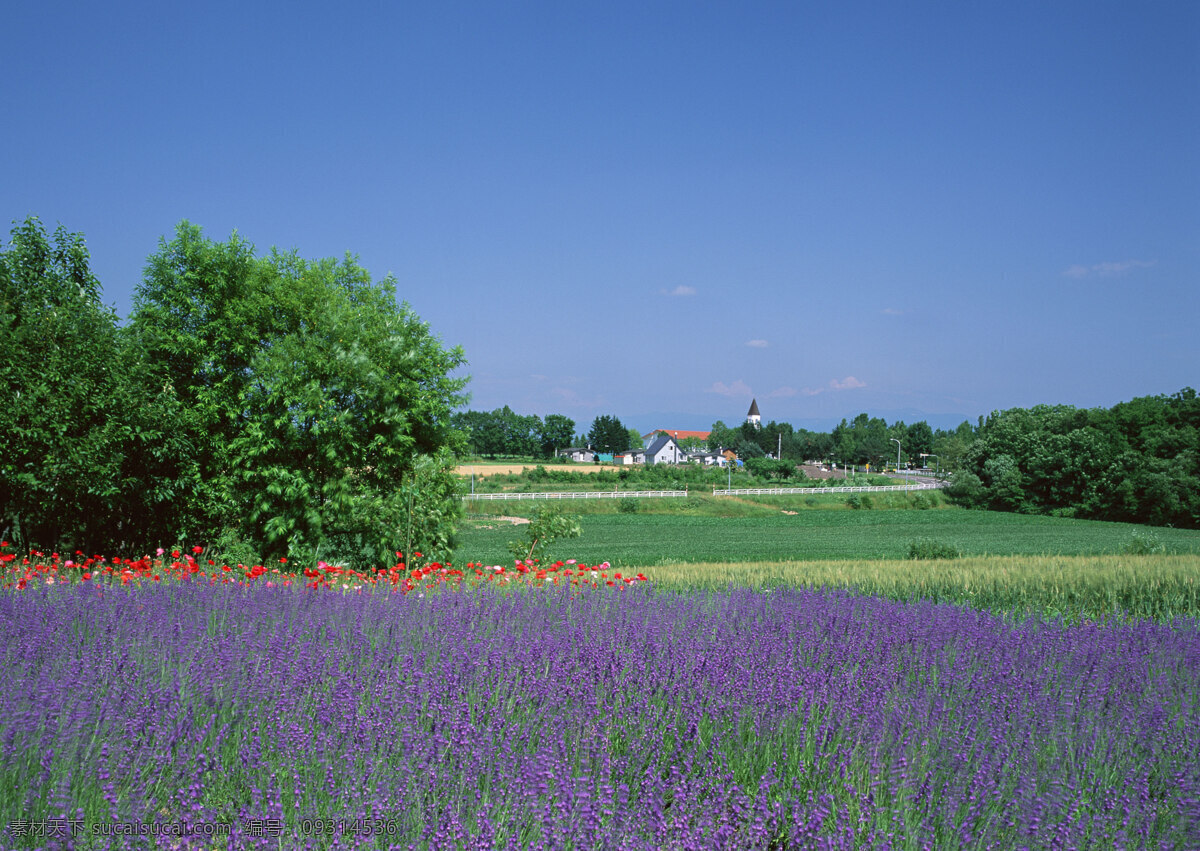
746 398 761 429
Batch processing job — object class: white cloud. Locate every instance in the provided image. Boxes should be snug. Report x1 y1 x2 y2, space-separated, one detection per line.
802 376 867 396
1063 259 1155 279
705 379 754 397
882 307 904 316
662 285 697 296
745 339 769 348
767 386 797 398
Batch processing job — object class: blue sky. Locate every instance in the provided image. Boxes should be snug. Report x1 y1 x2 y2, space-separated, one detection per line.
5 1 1197 432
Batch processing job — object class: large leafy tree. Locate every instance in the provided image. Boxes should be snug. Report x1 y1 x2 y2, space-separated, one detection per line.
707 421 738 453
128 224 468 564
0 217 127 549
540 414 576 458
124 223 264 540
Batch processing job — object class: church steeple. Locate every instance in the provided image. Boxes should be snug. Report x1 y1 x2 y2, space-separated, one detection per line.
746 398 761 428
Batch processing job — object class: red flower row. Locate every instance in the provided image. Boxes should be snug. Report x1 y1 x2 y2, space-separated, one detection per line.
0 542 647 594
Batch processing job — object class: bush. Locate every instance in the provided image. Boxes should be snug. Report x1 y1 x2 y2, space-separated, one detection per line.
944 470 986 509
507 506 582 562
1123 530 1166 555
907 538 962 560
846 494 873 510
617 497 640 514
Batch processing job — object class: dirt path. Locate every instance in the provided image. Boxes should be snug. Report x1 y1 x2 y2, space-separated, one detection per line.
469 515 531 528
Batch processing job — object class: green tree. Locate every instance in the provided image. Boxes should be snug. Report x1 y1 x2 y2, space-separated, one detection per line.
540 414 576 458
735 438 765 459
128 224 468 564
0 217 128 549
931 421 975 473
507 506 582 562
626 428 645 450
982 454 1026 512
587 415 630 454
124 222 264 540
707 420 738 453
905 421 935 459
944 470 986 509
452 410 494 456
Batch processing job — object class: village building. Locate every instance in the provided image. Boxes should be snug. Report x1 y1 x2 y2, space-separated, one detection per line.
644 434 686 465
557 447 598 463
614 448 647 465
639 428 712 446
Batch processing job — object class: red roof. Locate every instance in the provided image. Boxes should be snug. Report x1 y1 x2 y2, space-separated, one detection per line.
642 429 711 440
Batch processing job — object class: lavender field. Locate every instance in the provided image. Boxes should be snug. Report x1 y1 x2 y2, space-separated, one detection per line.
3 581 1199 849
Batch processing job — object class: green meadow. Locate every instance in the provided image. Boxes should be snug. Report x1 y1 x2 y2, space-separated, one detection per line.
456 504 1200 623
455 507 1200 568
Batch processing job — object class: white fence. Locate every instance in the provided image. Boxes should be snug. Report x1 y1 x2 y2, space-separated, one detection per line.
712 483 940 496
463 482 942 501
463 489 689 501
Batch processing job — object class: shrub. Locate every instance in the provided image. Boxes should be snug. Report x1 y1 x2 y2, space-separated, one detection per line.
1123 530 1166 555
507 506 582 562
617 498 640 514
846 494 873 510
944 470 986 509
907 538 962 560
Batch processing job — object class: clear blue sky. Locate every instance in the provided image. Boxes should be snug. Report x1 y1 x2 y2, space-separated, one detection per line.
5 1 1197 432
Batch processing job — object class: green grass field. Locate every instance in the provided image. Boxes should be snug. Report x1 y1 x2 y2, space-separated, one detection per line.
454 508 1200 568
640 554 1200 623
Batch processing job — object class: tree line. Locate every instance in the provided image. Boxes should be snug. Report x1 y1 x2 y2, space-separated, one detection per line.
461 393 1198 530
946 392 1199 528
1 217 467 566
450 410 642 457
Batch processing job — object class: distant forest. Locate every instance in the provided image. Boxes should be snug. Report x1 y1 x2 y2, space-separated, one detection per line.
455 389 1200 529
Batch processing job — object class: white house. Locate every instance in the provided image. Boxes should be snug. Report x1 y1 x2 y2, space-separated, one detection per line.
644 435 685 465
614 449 646 465
558 447 597 463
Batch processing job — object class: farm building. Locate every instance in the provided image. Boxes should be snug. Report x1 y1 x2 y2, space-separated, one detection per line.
639 428 712 445
644 435 686 465
614 449 647 465
558 447 598 463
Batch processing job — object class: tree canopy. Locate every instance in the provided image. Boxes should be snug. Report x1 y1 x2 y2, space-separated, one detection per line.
450 408 576 459
2 217 470 564
0 218 128 548
948 393 1199 527
587 415 631 454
